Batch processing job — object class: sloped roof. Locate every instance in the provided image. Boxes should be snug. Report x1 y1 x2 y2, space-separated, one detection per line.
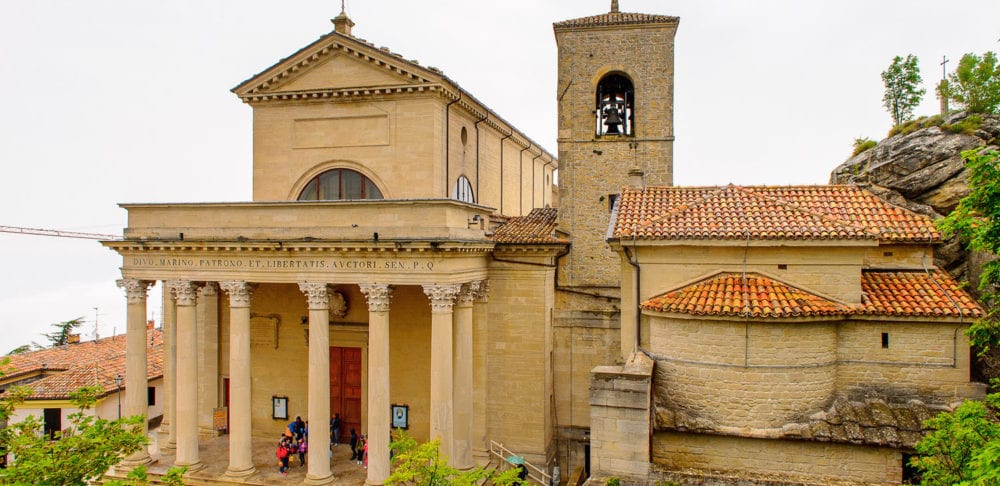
612 185 940 243
493 208 567 244
642 270 984 319
554 11 679 30
860 270 984 318
3 330 163 400
641 273 847 318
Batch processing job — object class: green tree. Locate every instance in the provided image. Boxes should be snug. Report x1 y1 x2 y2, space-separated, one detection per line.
0 378 150 485
385 430 526 486
942 52 1000 115
910 392 1000 484
42 317 85 346
882 54 926 126
938 148 1000 352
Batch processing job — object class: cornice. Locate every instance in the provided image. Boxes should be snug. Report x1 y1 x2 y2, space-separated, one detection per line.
239 84 445 104
105 240 496 254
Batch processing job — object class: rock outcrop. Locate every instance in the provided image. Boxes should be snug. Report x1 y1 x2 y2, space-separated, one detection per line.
830 112 999 293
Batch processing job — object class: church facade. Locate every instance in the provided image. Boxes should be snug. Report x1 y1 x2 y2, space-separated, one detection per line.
103 3 985 485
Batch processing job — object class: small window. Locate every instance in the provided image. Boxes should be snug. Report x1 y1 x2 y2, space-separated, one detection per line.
297 169 383 201
883 251 894 257
881 332 890 349
777 264 788 270
452 175 475 203
460 126 469 146
148 386 156 406
43 408 61 439
608 193 619 212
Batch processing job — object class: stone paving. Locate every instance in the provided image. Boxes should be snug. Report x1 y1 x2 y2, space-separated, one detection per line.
121 433 368 485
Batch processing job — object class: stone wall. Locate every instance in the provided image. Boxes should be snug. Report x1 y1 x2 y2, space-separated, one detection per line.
652 432 902 485
589 352 653 480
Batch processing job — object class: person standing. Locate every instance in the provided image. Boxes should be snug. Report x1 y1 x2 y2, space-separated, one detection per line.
348 428 359 461
276 438 291 476
356 434 367 466
330 413 341 446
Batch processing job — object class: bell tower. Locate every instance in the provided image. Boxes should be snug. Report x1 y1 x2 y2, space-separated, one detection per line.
553 2 679 289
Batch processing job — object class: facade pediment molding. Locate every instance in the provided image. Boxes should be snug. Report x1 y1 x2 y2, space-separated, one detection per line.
233 32 442 98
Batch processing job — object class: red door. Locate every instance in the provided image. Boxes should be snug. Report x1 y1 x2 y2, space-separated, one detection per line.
330 347 363 436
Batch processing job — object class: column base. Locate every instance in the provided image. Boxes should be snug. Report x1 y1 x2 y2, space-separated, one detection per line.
119 452 154 469
176 461 206 473
303 472 335 485
223 465 257 479
365 480 385 486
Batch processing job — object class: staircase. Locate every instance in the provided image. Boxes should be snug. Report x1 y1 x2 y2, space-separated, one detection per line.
488 440 552 486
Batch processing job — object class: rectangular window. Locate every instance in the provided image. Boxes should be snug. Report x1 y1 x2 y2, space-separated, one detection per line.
777 264 788 270
147 386 156 406
884 251 894 257
43 408 61 440
882 332 890 349
608 193 619 212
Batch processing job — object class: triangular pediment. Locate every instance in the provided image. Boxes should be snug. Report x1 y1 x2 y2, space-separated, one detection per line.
233 31 444 98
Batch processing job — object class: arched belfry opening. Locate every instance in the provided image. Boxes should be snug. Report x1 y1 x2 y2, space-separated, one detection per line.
596 74 634 136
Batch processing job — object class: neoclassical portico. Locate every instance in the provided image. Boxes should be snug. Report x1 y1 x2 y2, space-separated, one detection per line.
106 198 498 484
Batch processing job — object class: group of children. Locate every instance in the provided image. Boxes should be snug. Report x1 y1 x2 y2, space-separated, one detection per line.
276 413 368 476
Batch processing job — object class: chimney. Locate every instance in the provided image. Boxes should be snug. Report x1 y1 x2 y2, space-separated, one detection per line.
67 334 80 344
628 167 645 188
147 319 155 331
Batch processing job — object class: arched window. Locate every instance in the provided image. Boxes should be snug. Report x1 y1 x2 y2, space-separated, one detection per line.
596 74 635 136
297 168 383 201
452 175 475 203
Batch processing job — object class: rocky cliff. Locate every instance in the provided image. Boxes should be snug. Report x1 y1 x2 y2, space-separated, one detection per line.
830 112 999 297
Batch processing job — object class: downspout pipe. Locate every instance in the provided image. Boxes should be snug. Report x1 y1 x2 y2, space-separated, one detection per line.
474 113 489 203
531 151 543 209
444 93 462 197
518 143 532 215
623 245 640 355
499 130 513 214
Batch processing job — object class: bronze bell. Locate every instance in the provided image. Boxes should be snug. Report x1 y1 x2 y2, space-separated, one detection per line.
603 106 623 134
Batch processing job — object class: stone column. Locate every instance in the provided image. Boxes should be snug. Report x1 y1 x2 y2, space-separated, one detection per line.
452 282 476 470
299 283 333 484
422 283 461 462
117 278 154 467
471 280 490 464
197 283 219 437
220 281 255 478
360 284 393 485
167 280 204 472
160 286 177 452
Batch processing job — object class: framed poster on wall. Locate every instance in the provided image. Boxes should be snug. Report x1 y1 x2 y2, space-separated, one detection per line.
391 404 408 429
273 396 288 420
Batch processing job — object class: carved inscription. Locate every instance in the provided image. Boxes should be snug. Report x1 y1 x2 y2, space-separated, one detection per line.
128 257 437 272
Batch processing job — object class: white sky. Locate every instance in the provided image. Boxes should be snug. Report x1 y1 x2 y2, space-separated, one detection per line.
0 0 997 354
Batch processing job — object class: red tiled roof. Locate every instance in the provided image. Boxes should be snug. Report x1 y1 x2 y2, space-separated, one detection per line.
493 208 568 244
860 271 984 318
3 330 164 400
641 273 847 318
554 11 679 29
642 271 983 319
612 185 940 243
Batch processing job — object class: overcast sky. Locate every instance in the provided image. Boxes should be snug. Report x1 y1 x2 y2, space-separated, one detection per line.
0 0 998 354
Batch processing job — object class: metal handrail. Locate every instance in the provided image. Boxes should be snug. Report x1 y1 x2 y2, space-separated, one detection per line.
488 440 552 485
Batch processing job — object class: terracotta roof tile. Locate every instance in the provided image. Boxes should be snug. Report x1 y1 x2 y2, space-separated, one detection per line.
3 330 164 400
642 273 847 318
493 208 568 244
554 12 679 29
642 271 982 319
612 185 940 243
860 271 984 318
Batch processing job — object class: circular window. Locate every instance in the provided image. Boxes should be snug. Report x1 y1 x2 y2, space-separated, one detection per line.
297 168 384 201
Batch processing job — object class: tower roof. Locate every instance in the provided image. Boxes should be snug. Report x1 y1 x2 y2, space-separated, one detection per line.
554 3 678 31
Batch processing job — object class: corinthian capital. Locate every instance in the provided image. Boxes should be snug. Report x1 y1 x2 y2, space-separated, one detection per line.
299 282 332 310
219 281 254 308
166 280 201 306
359 283 394 312
117 279 153 304
422 283 462 313
472 279 490 303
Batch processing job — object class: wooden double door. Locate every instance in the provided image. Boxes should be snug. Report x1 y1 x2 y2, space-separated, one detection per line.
330 346 362 438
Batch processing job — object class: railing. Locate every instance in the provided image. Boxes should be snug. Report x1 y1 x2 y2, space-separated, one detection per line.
488 440 552 486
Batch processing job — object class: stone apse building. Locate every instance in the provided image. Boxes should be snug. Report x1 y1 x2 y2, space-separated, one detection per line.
103 2 985 485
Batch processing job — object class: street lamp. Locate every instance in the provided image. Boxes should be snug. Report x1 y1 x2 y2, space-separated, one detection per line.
114 374 123 419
